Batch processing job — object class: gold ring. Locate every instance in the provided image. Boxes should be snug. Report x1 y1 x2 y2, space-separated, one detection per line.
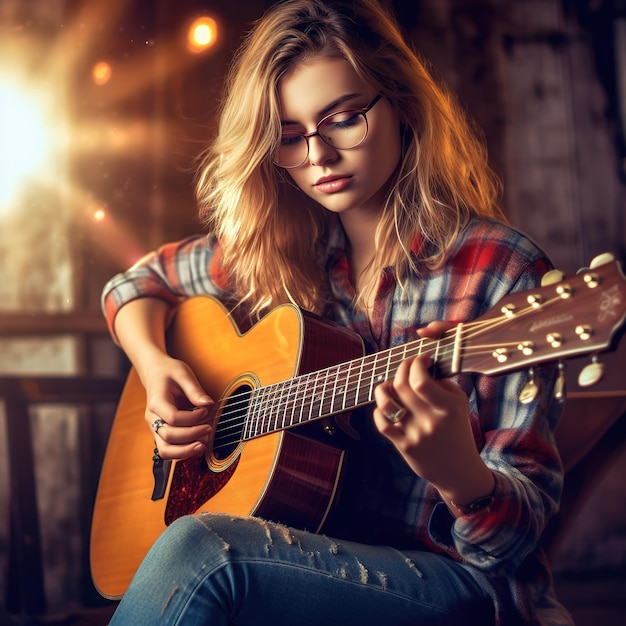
384 407 407 424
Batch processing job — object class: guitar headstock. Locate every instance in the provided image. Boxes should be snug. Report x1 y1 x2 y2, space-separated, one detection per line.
461 254 626 385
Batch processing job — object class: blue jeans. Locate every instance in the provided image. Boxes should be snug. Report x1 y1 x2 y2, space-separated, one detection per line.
110 513 495 625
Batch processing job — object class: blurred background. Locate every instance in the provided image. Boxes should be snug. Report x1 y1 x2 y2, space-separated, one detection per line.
0 0 625 624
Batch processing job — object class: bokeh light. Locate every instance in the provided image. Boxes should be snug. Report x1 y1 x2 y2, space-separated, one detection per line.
92 208 107 222
92 61 112 86
187 16 218 53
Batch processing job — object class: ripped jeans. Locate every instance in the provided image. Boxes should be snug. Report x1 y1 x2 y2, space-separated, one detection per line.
109 513 495 625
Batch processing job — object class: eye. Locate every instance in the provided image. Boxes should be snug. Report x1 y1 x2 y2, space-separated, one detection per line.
280 132 305 147
322 110 362 131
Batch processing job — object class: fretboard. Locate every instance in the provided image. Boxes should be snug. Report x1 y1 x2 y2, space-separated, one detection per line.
242 333 456 440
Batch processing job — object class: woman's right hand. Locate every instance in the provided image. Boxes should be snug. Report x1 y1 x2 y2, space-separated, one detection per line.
141 353 215 461
113 297 215 461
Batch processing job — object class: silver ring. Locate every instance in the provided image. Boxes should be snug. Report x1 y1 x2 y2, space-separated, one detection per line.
384 407 407 424
152 418 165 434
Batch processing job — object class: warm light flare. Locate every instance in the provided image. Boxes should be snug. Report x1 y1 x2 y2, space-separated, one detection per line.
0 78 55 210
93 208 107 222
187 16 218 53
92 61 112 86
0 3 215 268
82 200 146 268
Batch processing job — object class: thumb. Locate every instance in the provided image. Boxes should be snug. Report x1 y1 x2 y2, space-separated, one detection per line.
417 320 456 340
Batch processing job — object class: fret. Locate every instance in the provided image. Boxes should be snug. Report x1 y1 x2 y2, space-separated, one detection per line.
286 376 298 428
270 385 283 431
330 364 344 414
307 371 319 422
389 346 400 379
244 390 257 440
319 366 331 418
264 383 281 434
439 338 455 378
362 353 374 405
328 364 342 415
313 369 325 419
433 337 440 375
246 387 255 438
294 374 309 426
257 387 269 435
384 350 391 380
294 372 310 426
308 369 323 421
255 384 266 435
275 379 289 433
278 378 288 429
354 353 368 406
272 381 283 431
277 381 288 431
341 359 352 411
329 365 339 414
371 353 386 401
344 357 360 409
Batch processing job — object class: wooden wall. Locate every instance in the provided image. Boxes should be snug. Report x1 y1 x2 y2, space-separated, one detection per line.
401 0 626 274
402 0 626 592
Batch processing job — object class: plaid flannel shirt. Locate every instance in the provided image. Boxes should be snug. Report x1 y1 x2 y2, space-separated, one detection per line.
102 217 571 625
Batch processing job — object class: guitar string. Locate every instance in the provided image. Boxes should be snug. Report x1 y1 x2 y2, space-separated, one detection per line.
209 297 564 452
209 295 566 452
210 297 572 452
226 300 548 428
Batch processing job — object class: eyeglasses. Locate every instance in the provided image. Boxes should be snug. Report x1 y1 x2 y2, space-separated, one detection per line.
273 94 382 169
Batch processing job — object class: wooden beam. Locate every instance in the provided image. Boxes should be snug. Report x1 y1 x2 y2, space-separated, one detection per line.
0 314 108 336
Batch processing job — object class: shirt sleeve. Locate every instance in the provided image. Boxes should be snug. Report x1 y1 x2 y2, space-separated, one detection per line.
101 234 231 342
426 234 565 576
429 366 564 576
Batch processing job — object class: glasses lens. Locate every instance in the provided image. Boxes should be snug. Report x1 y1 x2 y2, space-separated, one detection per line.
275 133 308 168
319 111 367 150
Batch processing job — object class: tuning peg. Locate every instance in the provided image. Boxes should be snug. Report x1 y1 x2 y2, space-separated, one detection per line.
577 356 605 387
541 269 565 287
554 362 566 401
519 367 539 404
589 252 614 269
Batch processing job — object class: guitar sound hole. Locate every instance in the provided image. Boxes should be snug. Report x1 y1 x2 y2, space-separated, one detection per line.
213 384 251 461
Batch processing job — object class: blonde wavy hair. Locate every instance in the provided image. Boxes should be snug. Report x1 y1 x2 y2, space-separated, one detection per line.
196 0 505 316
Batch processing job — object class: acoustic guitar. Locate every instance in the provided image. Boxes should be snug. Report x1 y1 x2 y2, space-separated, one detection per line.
90 254 625 598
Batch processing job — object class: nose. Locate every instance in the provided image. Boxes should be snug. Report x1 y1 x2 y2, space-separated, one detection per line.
307 133 338 166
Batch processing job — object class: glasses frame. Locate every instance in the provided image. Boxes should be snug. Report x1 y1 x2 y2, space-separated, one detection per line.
273 94 383 169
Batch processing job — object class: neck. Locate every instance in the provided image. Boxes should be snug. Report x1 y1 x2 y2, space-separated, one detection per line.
339 209 377 255
340 211 378 280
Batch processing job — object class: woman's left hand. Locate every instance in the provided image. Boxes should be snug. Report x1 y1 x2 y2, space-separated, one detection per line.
373 322 494 507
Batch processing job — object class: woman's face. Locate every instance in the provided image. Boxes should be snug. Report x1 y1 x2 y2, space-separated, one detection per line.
277 56 401 219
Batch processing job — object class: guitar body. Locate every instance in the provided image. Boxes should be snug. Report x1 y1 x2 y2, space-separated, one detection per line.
90 296 365 599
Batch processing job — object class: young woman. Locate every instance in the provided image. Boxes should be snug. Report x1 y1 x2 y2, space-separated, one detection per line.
102 0 573 624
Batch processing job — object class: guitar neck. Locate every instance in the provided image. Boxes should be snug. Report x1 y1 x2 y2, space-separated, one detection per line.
242 334 452 439
228 256 626 441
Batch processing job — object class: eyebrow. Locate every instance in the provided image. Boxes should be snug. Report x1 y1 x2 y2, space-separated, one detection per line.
280 92 364 127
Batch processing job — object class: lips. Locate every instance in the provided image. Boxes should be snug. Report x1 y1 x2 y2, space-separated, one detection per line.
313 174 352 193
